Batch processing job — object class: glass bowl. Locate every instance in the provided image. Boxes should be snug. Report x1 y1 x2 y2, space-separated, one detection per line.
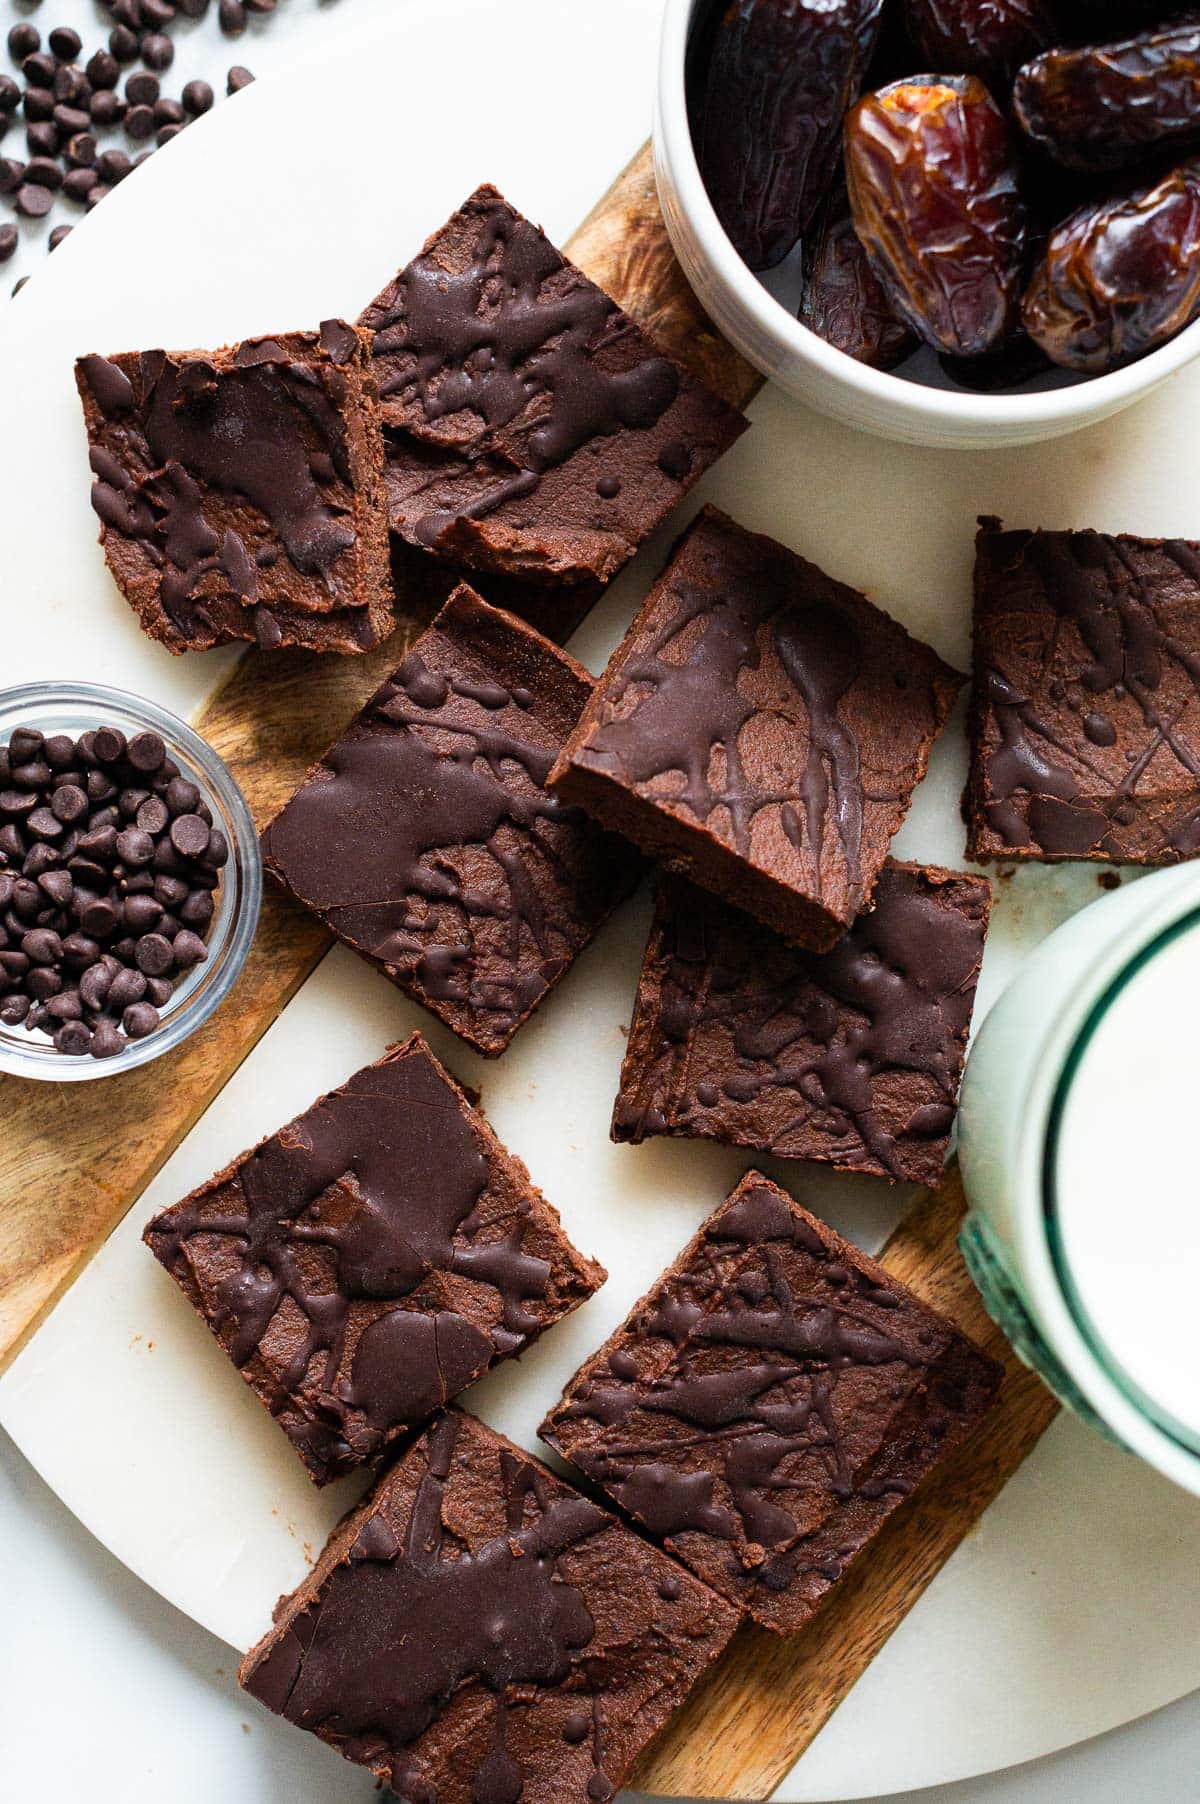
0 681 261 1083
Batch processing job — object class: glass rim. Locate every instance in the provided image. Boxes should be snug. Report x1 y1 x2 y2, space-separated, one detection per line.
1042 902 1200 1458
0 680 262 1083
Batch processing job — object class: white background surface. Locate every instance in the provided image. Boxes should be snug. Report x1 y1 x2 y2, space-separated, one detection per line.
2 2 1200 1801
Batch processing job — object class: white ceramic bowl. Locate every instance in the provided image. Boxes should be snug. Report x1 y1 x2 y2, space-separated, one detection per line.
653 0 1200 449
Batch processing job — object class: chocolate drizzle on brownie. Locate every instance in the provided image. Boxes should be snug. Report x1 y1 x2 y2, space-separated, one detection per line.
144 1039 591 1480
543 1174 1002 1635
240 1410 738 1800
76 326 393 656
970 521 1200 861
261 590 641 1057
613 864 989 1185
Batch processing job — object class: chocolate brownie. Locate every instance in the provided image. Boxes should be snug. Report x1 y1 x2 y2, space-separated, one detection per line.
76 321 393 655
548 507 964 951
359 185 748 619
541 1172 1002 1636
143 1035 604 1485
261 587 643 1058
613 862 989 1185
240 1408 740 1801
967 518 1200 862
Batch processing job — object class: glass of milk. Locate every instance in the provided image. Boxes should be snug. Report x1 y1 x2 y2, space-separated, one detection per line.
958 862 1200 1493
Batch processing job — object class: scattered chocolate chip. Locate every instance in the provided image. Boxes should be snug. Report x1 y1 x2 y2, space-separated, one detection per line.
54 1019 92 1055
124 99 153 139
153 96 183 126
49 27 83 62
108 26 140 65
0 224 16 263
88 86 124 125
96 145 130 183
155 121 180 144
0 155 24 192
125 69 158 105
25 120 59 156
22 53 56 89
181 76 212 116
63 164 94 201
52 102 90 135
24 154 62 189
22 85 54 121
48 222 71 250
15 181 53 216
218 0 247 33
64 130 96 166
0 75 20 113
7 25 42 64
86 49 119 91
140 33 174 72
84 180 111 209
227 63 254 93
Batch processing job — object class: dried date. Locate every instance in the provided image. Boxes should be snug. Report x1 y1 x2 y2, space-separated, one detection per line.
844 76 1027 357
1023 157 1200 370
903 0 1058 83
1015 20 1200 172
699 0 885 271
799 180 917 367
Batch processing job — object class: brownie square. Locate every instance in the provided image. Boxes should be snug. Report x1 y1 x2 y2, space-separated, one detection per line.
240 1408 740 1802
261 586 643 1057
967 517 1200 862
548 507 964 951
76 321 393 655
143 1035 604 1485
612 861 989 1186
359 184 748 623
541 1172 1002 1636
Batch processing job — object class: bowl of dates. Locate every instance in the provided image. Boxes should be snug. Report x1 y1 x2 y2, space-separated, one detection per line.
655 0 1200 447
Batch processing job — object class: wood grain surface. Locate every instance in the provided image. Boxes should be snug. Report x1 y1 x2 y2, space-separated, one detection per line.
0 134 1058 1804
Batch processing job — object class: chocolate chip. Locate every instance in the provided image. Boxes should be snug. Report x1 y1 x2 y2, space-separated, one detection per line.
22 54 56 90
172 929 208 969
85 181 111 211
127 732 166 775
181 78 212 116
0 156 24 193
52 102 90 135
15 181 52 217
65 130 96 166
141 0 179 25
227 64 254 94
46 990 82 1022
8 25 41 63
49 27 83 62
26 966 62 1002
124 101 154 139
90 1018 124 1058
86 50 119 90
108 966 146 1011
38 870 73 908
179 888 213 928
154 97 184 127
22 928 62 966
156 122 180 145
79 963 112 1011
125 70 159 106
96 147 130 184
141 34 174 71
122 1001 159 1039
0 995 30 1025
169 812 210 858
135 795 169 835
135 932 173 976
53 64 89 104
93 726 126 765
63 165 95 201
24 155 61 190
109 26 140 65
218 0 247 32
123 893 161 933
89 88 124 125
48 224 71 251
26 806 64 840
55 1020 92 1056
24 119 57 156
115 827 155 867
0 224 15 264
0 75 19 113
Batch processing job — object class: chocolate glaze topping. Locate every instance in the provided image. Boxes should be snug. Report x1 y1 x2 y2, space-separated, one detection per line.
543 1174 1002 1635
613 863 990 1186
550 508 962 951
240 1409 740 1801
145 1037 604 1483
969 520 1200 862
76 327 393 655
262 589 641 1057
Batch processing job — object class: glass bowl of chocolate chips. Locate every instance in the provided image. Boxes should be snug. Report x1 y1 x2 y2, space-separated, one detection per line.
0 682 261 1081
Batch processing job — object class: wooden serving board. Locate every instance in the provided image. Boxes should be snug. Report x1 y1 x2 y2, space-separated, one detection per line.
0 142 1057 1800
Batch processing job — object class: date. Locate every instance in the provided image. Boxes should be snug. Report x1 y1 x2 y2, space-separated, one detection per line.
699 0 885 271
844 76 1027 357
1023 158 1200 370
799 181 917 367
903 0 1058 83
1015 20 1200 172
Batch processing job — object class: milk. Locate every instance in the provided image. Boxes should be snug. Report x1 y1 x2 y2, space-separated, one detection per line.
1052 921 1200 1446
